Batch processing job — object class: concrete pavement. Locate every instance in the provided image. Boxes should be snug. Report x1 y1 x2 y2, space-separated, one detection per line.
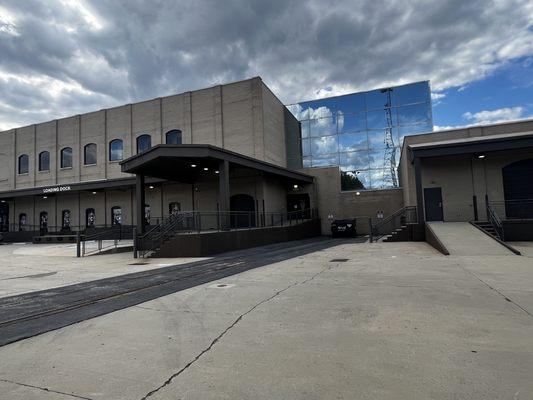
0 240 532 399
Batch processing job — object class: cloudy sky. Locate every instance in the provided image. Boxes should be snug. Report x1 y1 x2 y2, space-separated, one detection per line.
0 0 532 131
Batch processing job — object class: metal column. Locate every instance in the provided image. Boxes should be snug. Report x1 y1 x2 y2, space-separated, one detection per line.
136 174 146 235
218 159 230 230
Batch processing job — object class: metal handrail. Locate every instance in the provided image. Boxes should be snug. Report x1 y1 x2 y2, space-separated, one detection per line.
134 208 318 258
370 206 417 242
486 202 505 241
79 225 130 257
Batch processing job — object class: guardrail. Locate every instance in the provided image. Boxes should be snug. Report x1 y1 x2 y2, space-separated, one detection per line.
78 225 132 257
486 202 505 241
488 199 533 220
134 209 318 258
369 206 417 243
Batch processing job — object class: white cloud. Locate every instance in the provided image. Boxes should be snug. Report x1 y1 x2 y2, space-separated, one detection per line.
463 107 525 125
0 0 532 129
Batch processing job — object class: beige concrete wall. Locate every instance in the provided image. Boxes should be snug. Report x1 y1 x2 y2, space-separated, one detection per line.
0 77 292 214
80 111 106 182
419 149 533 221
301 166 404 234
400 119 533 207
15 125 35 189
262 82 287 166
57 116 80 185
0 129 15 191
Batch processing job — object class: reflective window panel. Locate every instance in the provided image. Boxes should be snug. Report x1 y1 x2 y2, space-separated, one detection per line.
311 135 338 155
338 132 368 152
287 81 432 190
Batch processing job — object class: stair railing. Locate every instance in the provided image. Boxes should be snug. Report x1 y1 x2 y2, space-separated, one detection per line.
486 202 505 241
369 206 417 243
135 212 184 258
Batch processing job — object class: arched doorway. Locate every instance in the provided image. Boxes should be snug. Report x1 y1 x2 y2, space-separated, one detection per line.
502 158 533 218
230 194 255 228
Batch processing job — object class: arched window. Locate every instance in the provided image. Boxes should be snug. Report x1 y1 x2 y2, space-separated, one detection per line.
85 208 95 227
18 154 29 174
109 139 123 161
38 151 50 171
60 147 72 168
111 206 122 226
166 130 182 145
84 143 97 165
136 134 151 154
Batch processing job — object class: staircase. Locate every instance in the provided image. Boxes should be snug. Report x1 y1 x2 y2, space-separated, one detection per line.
136 213 186 257
383 225 411 242
370 206 418 242
472 221 500 239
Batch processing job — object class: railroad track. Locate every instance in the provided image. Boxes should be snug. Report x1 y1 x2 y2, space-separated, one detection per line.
0 237 343 347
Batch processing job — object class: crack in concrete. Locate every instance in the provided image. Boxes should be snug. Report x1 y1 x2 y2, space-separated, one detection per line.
0 378 93 399
139 263 342 400
458 266 532 318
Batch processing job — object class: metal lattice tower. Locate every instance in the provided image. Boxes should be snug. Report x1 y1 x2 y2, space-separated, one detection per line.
382 88 398 187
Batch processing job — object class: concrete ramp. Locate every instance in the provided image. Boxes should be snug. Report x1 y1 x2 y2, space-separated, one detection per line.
427 222 514 256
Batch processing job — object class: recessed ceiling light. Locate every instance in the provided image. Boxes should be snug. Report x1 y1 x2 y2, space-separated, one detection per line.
149 185 154 189
293 184 298 189
215 170 219 174
191 164 197 167
478 155 485 159
43 196 48 199
356 191 361 195
203 167 208 171
92 191 97 195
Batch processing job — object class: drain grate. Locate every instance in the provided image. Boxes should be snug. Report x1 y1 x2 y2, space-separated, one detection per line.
330 258 349 262
129 262 149 265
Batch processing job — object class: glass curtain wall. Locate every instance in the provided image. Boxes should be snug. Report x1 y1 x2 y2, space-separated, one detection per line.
287 81 433 190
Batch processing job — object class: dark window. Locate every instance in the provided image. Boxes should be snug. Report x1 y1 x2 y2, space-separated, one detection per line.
85 208 95 227
18 213 27 231
136 134 151 154
84 143 97 165
18 154 29 174
61 210 71 230
109 139 123 161
39 211 48 234
169 202 181 215
111 206 122 226
144 203 151 225
166 130 182 145
60 147 72 168
38 151 50 171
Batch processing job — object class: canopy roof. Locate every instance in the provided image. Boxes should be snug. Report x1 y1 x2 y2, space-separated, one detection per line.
120 144 313 184
409 131 533 159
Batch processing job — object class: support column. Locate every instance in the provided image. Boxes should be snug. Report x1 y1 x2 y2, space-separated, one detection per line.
414 156 424 224
218 160 230 230
136 174 146 234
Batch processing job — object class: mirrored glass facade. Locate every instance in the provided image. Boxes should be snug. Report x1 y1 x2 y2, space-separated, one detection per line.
287 81 433 190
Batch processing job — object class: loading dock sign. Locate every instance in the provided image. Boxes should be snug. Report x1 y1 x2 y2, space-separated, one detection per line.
43 186 72 194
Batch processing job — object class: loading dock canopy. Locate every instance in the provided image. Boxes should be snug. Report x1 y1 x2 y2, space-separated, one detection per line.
120 144 313 184
408 131 533 159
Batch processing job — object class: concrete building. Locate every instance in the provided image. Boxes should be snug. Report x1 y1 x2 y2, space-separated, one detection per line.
0 75 530 252
398 119 533 241
0 77 310 245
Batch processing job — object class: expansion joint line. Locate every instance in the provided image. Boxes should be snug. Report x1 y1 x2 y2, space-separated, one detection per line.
459 265 532 318
139 263 338 400
0 378 93 400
